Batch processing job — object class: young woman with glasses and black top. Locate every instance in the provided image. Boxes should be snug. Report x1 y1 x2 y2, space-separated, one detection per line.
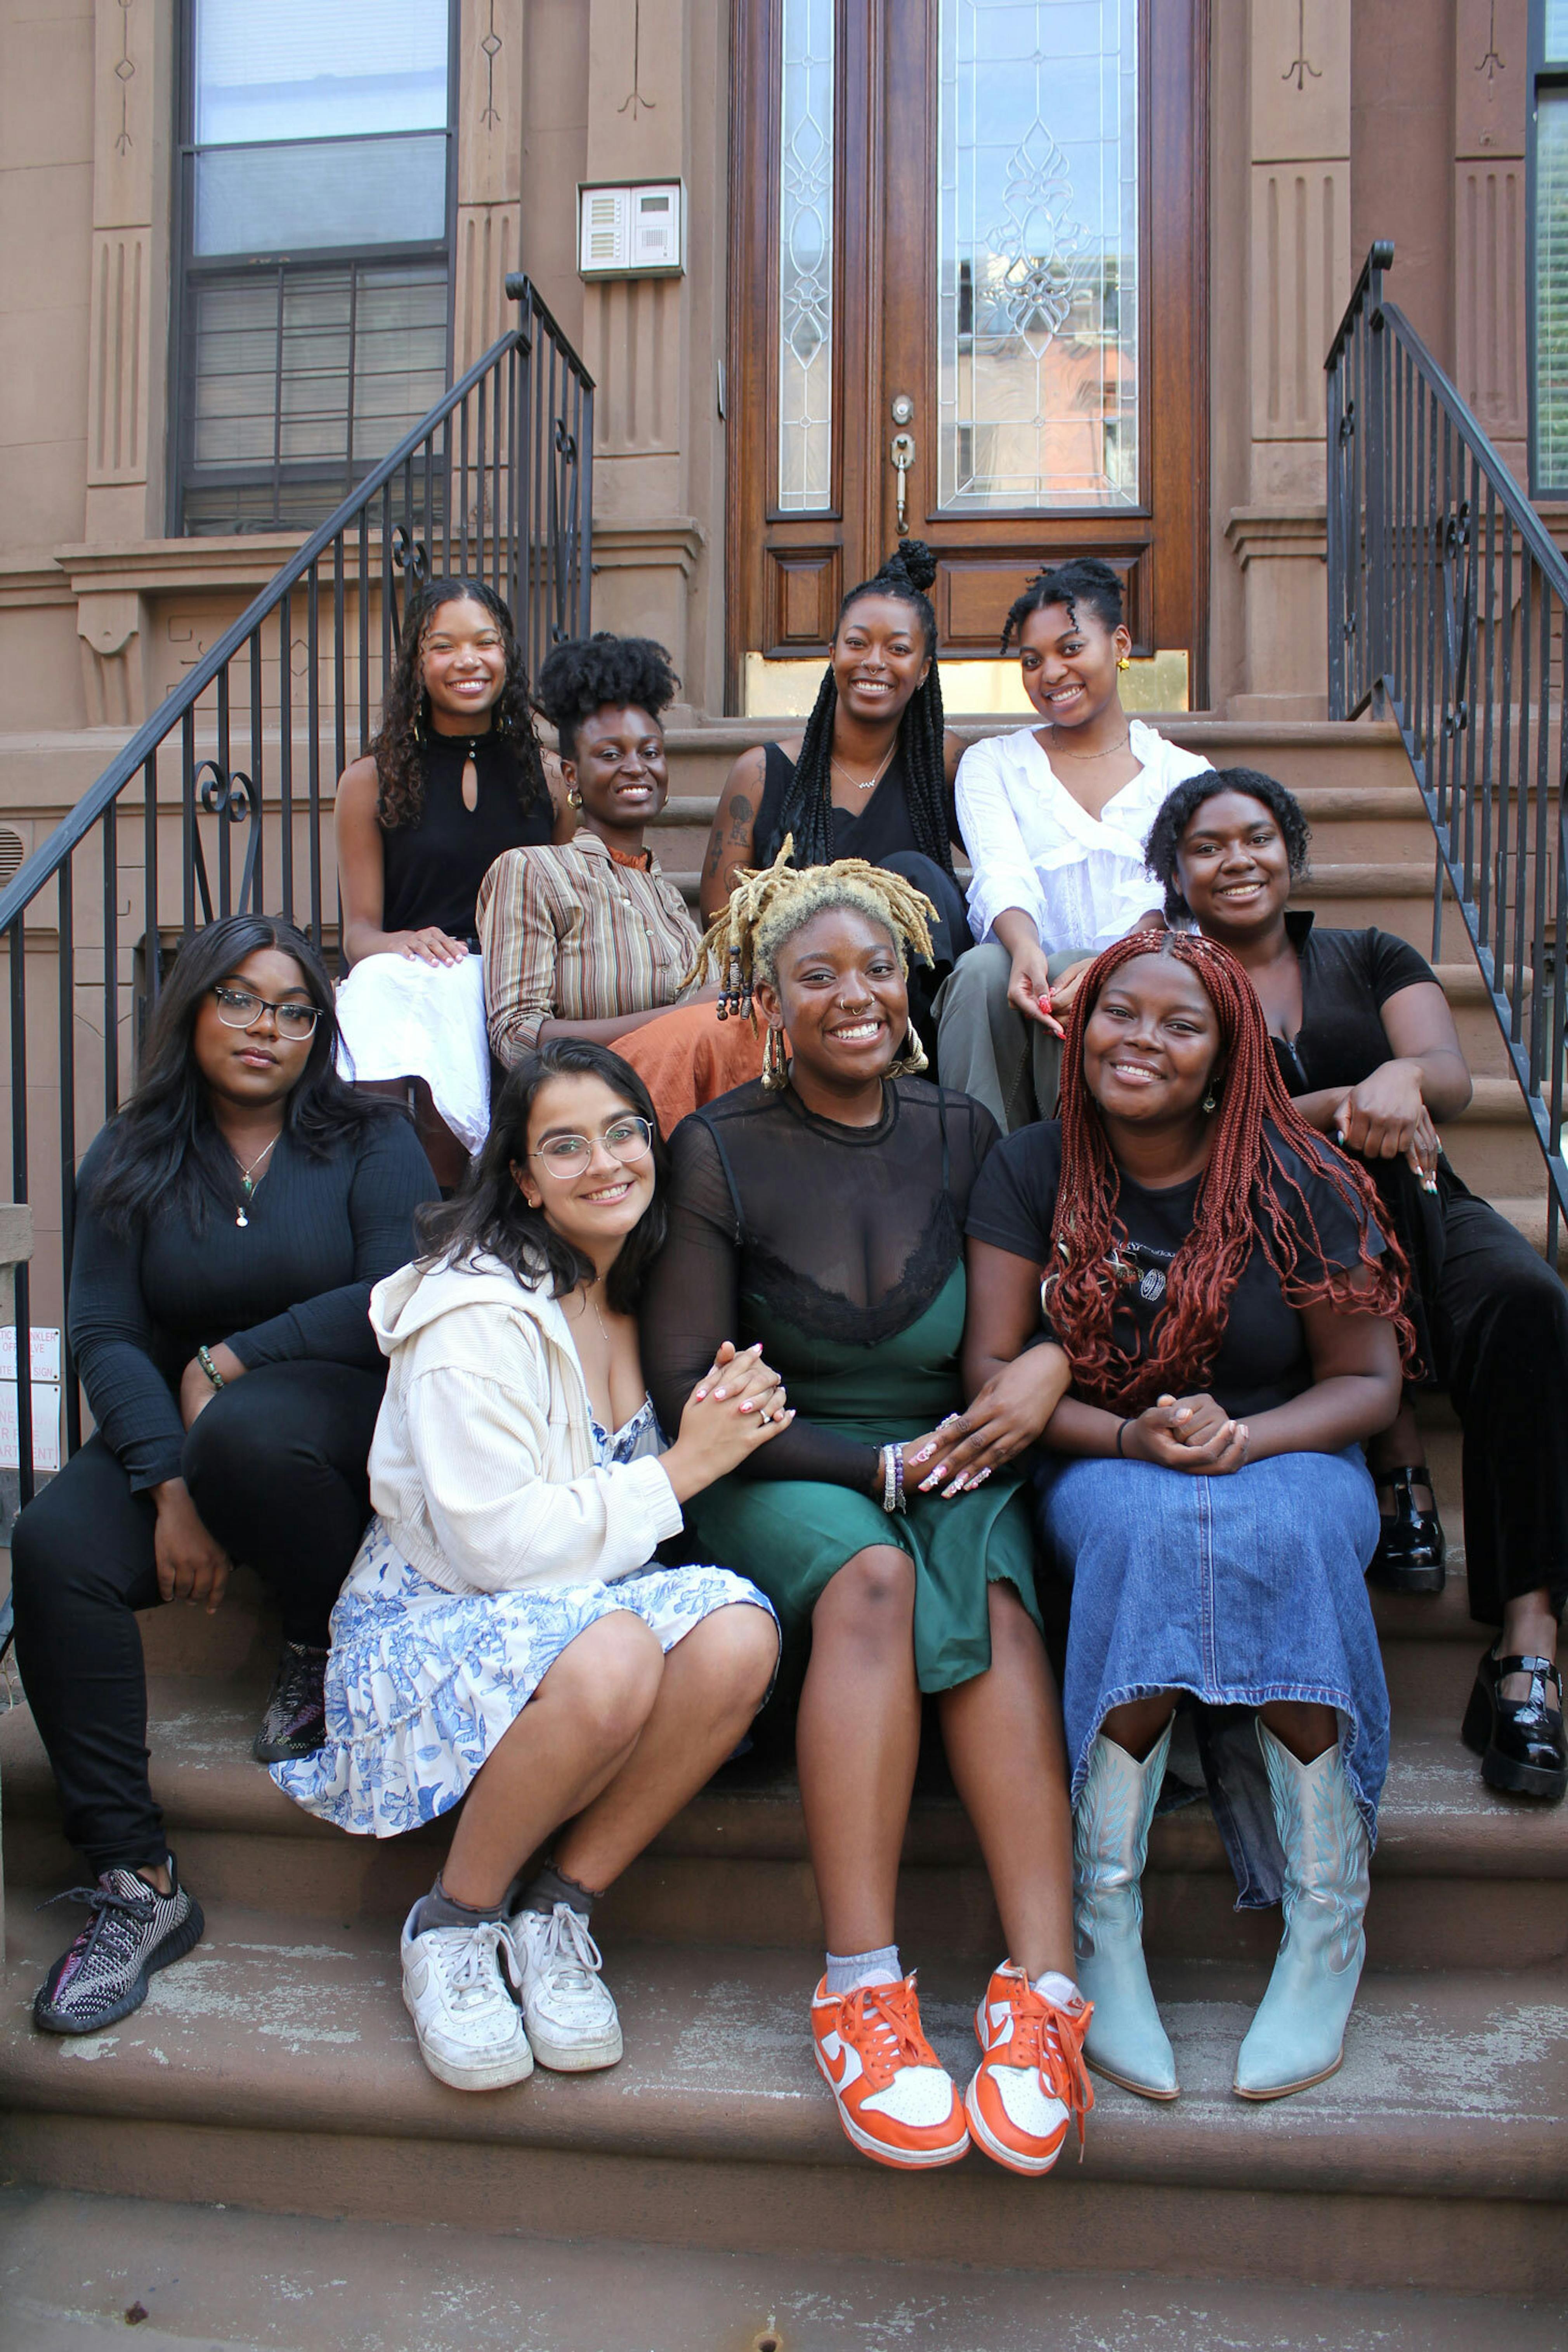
11 914 436 2038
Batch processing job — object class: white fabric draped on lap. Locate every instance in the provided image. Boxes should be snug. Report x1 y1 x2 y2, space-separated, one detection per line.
335 951 492 1155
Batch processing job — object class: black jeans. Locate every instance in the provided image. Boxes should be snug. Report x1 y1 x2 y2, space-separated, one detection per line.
1430 1191 1568 1628
11 1362 385 1875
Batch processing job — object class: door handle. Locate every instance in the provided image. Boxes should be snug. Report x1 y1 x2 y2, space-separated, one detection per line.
890 432 916 534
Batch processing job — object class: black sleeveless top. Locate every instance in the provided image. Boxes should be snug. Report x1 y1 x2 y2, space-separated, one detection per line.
755 739 948 869
381 731 551 947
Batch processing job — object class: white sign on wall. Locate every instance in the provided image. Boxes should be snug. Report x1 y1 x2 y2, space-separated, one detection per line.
0 1324 62 1474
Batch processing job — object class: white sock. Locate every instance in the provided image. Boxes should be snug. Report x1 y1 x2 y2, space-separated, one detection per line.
1030 1969 1083 2010
825 1944 902 1996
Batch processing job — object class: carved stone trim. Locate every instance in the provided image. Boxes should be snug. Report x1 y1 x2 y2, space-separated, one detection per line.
589 518 707 580
1223 505 1329 567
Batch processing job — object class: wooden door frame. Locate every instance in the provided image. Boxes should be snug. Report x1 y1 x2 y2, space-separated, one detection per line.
726 0 1210 708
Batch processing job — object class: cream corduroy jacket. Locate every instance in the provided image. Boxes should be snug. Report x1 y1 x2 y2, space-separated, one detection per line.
365 1251 684 1597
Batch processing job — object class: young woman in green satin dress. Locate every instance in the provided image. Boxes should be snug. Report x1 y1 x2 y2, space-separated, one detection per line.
641 849 1085 2179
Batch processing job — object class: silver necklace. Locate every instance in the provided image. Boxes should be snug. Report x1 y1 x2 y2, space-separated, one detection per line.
233 1133 279 1229
830 741 897 795
1048 725 1134 761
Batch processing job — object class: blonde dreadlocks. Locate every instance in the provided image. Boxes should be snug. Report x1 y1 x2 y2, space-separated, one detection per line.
685 838 939 1088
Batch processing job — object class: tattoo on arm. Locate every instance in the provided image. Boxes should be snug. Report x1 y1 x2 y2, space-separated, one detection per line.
702 826 723 881
727 793 753 849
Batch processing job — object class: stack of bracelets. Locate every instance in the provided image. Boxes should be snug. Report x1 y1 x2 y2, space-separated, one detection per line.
878 1442 907 1514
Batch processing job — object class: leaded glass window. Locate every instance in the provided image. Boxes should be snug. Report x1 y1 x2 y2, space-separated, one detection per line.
937 0 1139 511
777 0 835 512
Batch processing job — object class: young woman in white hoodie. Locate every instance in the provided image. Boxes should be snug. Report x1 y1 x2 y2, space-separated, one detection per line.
273 1039 786 2092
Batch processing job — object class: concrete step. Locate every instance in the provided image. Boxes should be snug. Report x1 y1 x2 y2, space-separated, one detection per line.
5 2184 1565 2352
5 1681 1563 1971
2 1906 1563 2294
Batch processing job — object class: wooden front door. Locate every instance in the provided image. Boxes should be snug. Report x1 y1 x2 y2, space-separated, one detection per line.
727 0 1209 710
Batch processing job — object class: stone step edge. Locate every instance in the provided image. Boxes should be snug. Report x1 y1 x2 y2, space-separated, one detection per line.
1 1920 1561 2207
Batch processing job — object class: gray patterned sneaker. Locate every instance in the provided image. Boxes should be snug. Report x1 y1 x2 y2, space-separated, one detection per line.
252 1641 329 1763
506 1902 623 2071
33 1861 204 2036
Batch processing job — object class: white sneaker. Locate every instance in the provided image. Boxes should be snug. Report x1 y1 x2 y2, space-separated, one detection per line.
399 1905 534 2092
506 1902 623 2072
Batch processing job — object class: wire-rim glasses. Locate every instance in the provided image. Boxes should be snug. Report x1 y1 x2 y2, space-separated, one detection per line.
528 1115 654 1179
210 983 321 1042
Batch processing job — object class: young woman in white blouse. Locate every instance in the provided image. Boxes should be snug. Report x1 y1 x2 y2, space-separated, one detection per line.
935 559 1210 1131
273 1040 785 2094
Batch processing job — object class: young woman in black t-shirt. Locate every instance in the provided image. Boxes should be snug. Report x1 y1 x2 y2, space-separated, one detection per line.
1145 768 1566 1806
963 931 1409 2104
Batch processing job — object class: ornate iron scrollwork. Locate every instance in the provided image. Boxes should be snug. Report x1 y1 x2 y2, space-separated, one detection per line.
190 758 260 923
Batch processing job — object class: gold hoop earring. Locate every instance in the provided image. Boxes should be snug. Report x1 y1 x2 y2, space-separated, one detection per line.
1117 655 1131 671
761 1026 790 1093
567 788 583 810
889 1021 929 1078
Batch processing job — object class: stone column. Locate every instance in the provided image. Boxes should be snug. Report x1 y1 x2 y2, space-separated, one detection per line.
1225 0 1351 716
78 0 172 725
456 0 525 376
1454 0 1528 486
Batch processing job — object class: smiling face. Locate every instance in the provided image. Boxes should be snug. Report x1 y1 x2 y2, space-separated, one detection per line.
830 593 931 729
1081 950 1225 1132
1018 598 1131 732
1174 789 1294 941
419 596 508 732
755 905 908 1093
565 704 668 840
191 946 317 1113
511 1071 657 1266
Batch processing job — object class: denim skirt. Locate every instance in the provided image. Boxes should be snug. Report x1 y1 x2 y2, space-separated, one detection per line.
1034 1444 1387 1908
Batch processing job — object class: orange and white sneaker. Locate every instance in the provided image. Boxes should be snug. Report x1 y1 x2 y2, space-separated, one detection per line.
810 1972 970 2170
965 1963 1094 2176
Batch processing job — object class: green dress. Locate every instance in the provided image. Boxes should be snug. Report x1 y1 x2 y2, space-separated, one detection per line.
683 1261 1041 1693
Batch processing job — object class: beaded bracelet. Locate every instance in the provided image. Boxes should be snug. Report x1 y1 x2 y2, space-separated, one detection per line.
197 1344 226 1393
879 1442 908 1514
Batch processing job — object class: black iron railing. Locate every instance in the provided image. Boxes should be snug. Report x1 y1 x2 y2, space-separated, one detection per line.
1327 240 1568 1253
0 276 592 1509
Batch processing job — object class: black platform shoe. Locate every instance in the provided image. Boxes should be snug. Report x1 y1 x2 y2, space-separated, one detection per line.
1461 1649 1568 1802
1367 1466 1446 1594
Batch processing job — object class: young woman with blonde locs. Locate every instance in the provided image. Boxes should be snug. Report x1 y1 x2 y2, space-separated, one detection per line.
642 844 1089 2180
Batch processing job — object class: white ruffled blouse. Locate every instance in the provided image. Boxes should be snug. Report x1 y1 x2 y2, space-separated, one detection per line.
955 719 1212 955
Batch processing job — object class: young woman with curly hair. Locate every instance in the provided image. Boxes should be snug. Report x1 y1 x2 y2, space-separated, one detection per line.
1147 767 1567 1804
642 849 1091 2183
936 558 1211 1131
479 631 765 1136
963 931 1411 2105
699 543 971 1056
334 579 569 1186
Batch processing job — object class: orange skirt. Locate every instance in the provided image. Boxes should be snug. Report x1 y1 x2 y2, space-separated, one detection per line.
613 1001 767 1138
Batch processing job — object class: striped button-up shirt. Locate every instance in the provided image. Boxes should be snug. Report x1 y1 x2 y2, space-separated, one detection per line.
477 831 704 1064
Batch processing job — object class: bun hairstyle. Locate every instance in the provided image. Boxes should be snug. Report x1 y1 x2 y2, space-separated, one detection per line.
371 576 547 831
771 539 954 877
532 631 681 761
1001 555 1126 654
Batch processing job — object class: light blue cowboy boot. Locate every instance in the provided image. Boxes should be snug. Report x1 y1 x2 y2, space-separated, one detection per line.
1072 1722 1178 2100
1234 1721 1370 2100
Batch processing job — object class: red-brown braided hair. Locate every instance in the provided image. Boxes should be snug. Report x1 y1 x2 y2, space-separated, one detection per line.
1046 931 1417 1411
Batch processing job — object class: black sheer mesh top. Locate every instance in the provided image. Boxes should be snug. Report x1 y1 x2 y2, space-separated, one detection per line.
641 1076 997 1488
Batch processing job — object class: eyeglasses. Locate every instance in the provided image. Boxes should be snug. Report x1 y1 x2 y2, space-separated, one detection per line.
528 1115 654 1179
210 984 321 1042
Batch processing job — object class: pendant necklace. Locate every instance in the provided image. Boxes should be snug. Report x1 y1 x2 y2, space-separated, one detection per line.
233 1133 279 1229
830 741 897 796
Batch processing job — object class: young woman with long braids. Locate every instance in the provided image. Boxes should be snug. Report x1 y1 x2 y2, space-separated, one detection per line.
1147 768 1566 1802
334 578 569 1186
937 557 1210 1131
964 931 1411 2103
643 848 1091 2180
12 915 435 2038
479 633 765 1136
700 543 970 1050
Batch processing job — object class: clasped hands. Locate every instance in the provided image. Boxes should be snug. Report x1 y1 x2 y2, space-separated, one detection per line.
1122 1392 1249 1475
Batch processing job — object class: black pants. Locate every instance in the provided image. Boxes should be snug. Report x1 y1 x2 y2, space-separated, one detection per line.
880 850 973 1072
1429 1191 1568 1627
11 1362 385 1875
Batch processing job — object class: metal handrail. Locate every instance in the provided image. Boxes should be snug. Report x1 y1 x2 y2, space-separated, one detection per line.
0 275 593 1508
1327 241 1568 1254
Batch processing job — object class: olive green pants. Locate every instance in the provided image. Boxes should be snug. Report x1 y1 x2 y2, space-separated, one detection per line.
934 940 1088 1133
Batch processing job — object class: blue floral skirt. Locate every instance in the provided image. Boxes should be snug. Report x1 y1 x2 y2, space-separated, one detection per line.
1034 1444 1387 1907
271 1516 778 1839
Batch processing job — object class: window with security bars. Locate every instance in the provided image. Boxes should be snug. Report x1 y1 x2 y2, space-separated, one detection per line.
175 0 455 535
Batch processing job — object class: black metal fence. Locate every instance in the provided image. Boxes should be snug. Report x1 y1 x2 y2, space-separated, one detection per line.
0 277 592 1507
1327 240 1568 1253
